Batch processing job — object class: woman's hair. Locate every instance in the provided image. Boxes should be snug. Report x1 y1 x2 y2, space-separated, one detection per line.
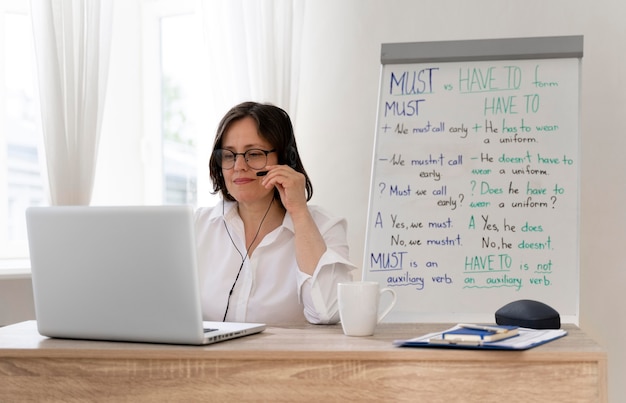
209 101 313 203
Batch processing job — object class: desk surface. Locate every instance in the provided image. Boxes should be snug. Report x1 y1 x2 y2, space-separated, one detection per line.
0 320 605 359
0 321 608 402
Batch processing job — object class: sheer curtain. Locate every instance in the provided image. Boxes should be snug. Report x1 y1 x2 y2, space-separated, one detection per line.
30 0 113 205
200 0 304 117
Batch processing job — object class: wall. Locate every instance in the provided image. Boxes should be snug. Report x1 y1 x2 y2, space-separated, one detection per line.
296 1 625 401
0 277 34 325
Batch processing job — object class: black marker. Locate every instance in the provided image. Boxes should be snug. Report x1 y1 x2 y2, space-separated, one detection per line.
256 171 268 177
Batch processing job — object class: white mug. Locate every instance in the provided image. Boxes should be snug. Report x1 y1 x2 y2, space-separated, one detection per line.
337 281 397 336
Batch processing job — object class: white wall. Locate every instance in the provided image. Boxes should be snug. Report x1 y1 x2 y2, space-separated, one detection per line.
0 277 34 325
296 1 625 401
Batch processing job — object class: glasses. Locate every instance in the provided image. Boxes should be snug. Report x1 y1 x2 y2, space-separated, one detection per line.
213 148 276 170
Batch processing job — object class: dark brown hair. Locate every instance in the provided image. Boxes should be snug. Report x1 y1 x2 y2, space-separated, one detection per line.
209 101 313 203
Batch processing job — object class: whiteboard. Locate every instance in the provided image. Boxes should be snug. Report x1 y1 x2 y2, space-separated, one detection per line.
363 37 583 323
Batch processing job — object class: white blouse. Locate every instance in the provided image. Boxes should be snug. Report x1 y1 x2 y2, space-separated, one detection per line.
194 200 356 325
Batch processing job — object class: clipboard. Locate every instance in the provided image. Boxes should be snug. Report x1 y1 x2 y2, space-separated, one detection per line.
394 325 567 350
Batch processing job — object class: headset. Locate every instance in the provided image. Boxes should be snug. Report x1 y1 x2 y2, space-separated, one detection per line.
221 196 274 321
279 107 298 169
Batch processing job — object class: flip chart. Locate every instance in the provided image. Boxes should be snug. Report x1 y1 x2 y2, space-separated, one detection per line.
363 37 583 322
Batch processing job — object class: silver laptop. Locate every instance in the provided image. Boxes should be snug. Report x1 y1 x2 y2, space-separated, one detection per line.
25 205 265 345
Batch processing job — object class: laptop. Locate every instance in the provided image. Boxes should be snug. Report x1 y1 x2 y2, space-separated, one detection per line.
25 205 265 345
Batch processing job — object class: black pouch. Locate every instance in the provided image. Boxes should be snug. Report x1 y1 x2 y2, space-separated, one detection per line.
495 299 560 329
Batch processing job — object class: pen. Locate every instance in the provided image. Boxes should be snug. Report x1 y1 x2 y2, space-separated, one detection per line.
458 323 510 333
428 338 483 346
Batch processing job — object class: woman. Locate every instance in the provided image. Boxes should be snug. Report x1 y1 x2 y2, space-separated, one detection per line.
195 102 355 325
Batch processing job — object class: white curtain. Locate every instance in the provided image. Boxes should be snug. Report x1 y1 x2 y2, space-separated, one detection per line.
30 0 113 205
200 0 304 117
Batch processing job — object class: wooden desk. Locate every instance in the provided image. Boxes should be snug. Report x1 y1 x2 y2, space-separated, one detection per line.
0 321 607 402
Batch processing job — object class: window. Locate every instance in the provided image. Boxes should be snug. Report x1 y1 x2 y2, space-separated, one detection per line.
141 0 215 208
0 0 216 262
1 6 46 259
160 13 199 205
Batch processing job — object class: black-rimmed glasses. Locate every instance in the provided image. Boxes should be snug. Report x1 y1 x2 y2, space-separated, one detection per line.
213 148 276 170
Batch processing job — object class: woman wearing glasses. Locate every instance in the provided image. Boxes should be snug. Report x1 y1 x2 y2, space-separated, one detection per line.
195 101 356 324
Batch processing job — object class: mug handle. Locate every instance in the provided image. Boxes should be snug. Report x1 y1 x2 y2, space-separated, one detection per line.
377 287 397 323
